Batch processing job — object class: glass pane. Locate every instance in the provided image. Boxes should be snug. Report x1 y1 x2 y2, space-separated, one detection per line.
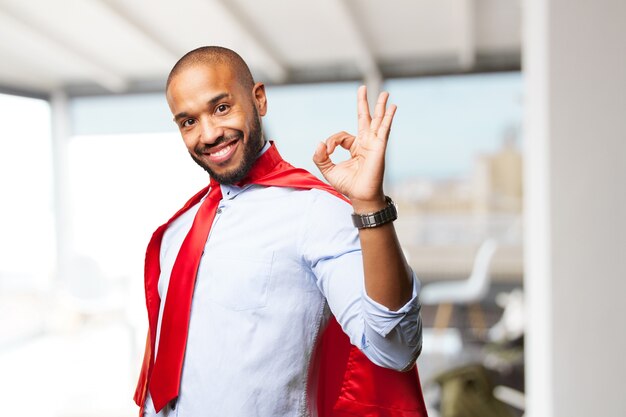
0 93 54 289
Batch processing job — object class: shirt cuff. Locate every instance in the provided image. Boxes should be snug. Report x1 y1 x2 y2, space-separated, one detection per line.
361 271 422 338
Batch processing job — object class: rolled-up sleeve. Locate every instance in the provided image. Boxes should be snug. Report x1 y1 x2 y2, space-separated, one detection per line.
360 272 423 371
301 190 423 371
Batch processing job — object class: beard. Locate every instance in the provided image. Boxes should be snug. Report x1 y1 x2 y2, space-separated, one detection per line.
190 109 264 185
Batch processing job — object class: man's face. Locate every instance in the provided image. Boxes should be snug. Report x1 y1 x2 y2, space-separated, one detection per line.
166 63 266 184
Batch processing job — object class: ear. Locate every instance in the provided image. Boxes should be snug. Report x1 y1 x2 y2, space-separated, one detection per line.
252 82 267 116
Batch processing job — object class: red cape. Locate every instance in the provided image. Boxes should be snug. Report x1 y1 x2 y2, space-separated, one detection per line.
134 143 428 416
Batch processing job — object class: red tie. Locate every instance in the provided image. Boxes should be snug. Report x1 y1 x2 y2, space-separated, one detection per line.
148 179 222 412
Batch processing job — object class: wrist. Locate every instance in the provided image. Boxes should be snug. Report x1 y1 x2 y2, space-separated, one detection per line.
350 194 387 214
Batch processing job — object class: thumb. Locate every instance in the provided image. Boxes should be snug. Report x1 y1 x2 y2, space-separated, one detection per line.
313 141 335 179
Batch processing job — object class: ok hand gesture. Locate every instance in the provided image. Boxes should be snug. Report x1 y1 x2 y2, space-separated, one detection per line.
313 85 396 212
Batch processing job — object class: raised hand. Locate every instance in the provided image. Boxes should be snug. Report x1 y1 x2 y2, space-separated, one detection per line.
313 85 396 212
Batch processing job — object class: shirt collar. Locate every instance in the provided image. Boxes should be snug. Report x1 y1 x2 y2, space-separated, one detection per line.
218 140 281 200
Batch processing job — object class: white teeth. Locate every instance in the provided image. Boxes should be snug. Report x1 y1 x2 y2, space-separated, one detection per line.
210 144 232 157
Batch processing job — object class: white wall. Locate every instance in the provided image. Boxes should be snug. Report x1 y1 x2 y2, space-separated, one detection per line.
524 1 626 416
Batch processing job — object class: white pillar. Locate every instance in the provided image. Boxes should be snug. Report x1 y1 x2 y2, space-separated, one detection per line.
50 90 74 282
524 1 626 416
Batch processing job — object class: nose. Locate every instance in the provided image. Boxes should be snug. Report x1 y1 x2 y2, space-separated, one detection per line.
198 117 224 145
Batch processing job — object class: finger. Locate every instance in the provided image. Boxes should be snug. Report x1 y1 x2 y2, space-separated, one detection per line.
312 141 335 178
325 131 356 154
377 103 397 141
369 91 390 134
357 85 371 134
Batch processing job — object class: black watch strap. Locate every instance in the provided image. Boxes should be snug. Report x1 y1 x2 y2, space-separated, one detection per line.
351 196 398 229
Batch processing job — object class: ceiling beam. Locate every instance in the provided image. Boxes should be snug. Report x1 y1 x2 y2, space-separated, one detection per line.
0 4 127 93
210 0 288 83
0 83 49 100
95 0 182 62
332 0 382 97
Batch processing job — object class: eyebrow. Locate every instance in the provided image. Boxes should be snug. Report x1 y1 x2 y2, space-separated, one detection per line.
173 92 231 121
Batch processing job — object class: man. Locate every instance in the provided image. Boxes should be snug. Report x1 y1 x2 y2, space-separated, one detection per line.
135 46 425 417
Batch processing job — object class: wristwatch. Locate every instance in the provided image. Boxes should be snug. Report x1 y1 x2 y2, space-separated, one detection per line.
351 196 398 229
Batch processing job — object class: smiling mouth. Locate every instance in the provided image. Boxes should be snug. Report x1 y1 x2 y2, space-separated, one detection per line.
210 142 234 157
202 137 240 163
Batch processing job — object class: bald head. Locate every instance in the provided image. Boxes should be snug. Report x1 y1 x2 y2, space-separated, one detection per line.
166 46 255 93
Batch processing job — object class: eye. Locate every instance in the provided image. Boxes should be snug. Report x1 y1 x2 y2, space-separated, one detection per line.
215 104 230 114
181 118 196 128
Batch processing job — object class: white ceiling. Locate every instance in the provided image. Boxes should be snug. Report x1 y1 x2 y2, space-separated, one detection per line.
0 0 521 97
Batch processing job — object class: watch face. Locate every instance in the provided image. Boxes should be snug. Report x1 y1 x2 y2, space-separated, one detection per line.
387 196 398 215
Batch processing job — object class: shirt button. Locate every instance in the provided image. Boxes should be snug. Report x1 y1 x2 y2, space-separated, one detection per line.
216 208 223 214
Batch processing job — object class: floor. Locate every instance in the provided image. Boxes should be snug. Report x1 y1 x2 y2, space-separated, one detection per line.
0 323 138 417
0 284 524 417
